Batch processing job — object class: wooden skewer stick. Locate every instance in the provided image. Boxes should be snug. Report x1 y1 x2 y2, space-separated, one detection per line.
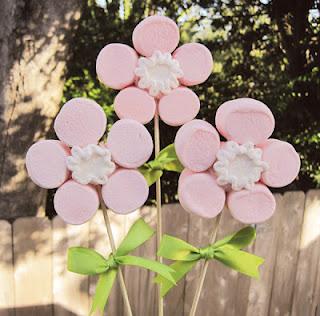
99 189 133 316
189 212 222 316
154 113 164 316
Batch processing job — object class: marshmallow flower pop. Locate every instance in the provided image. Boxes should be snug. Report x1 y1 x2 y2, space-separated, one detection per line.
26 97 153 315
175 98 300 315
96 15 213 316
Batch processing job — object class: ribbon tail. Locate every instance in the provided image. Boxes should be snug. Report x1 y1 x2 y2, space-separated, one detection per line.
158 235 200 261
117 255 176 284
214 248 264 279
154 260 197 297
89 269 117 316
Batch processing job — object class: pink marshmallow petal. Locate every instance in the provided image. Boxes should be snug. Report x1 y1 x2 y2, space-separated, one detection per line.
96 43 138 89
102 169 148 214
132 16 180 57
54 180 99 225
107 119 153 168
261 139 300 187
215 98 275 145
114 87 156 124
26 140 70 189
227 183 276 224
175 119 220 172
173 43 213 86
178 169 225 218
54 98 107 147
158 87 200 126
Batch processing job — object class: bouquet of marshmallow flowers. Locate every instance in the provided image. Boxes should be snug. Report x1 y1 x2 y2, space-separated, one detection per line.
25 16 300 316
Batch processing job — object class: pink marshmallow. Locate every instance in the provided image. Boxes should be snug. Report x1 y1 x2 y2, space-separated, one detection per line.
178 169 225 218
227 183 276 224
54 180 99 225
173 43 213 86
175 119 220 172
107 119 153 168
114 87 156 124
215 98 275 145
261 139 300 187
102 169 149 214
26 140 70 189
132 16 180 57
54 98 106 147
158 87 200 126
96 43 138 89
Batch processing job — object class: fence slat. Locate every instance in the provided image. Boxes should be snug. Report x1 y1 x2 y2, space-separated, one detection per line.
269 191 305 316
89 210 129 316
182 211 218 315
245 194 283 316
204 208 244 316
13 217 53 316
163 204 190 316
292 190 320 316
52 216 90 316
0 220 14 316
124 207 157 316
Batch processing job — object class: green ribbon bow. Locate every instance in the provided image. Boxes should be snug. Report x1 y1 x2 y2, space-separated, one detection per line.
139 144 184 186
155 226 264 297
68 219 175 315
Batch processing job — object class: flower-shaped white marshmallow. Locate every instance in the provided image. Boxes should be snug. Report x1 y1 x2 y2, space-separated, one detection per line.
66 144 116 185
213 141 269 191
135 51 183 97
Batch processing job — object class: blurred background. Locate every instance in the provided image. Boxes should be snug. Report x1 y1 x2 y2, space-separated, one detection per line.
1 0 319 220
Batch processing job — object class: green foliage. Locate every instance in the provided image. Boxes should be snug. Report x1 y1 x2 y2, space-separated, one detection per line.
63 0 320 204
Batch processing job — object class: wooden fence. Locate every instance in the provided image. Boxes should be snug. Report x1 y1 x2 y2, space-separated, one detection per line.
0 190 320 316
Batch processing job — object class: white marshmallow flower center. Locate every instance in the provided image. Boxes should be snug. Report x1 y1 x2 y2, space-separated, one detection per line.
213 141 269 191
66 144 116 185
135 51 183 97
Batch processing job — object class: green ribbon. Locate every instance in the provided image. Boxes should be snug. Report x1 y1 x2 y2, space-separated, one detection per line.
68 219 175 315
154 226 264 297
139 144 184 186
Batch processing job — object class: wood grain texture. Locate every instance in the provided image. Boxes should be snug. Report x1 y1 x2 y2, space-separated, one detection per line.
0 220 14 316
1 191 320 315
246 194 283 316
13 217 53 316
183 211 218 315
163 204 189 316
199 208 244 316
52 216 90 316
124 206 157 316
269 191 305 316
291 190 320 316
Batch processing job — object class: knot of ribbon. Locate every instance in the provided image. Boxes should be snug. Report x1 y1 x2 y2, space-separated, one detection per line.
67 219 175 315
105 254 118 270
139 144 183 186
155 226 264 297
199 245 215 260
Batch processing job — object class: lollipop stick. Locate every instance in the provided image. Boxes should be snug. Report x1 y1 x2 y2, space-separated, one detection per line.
189 212 222 316
99 189 133 316
154 113 164 316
